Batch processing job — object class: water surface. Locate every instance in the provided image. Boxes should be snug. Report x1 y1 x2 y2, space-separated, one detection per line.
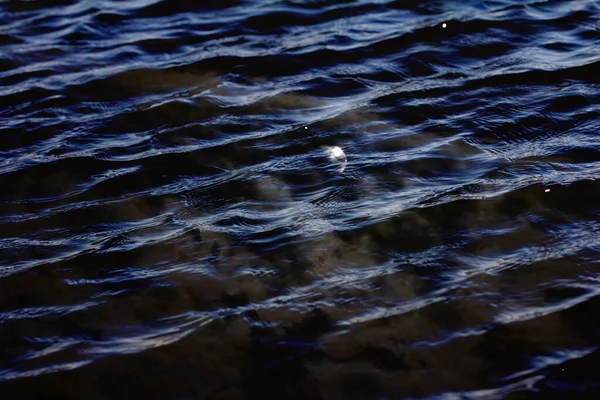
2 0 600 398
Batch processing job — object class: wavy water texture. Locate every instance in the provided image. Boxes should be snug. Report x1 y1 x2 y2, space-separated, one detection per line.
1 0 600 398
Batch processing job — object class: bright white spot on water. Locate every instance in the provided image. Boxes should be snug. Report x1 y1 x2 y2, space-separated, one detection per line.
442 23 447 28
321 145 347 173
545 189 551 193
326 146 345 162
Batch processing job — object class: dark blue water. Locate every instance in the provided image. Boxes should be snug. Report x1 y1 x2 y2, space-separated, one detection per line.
2 0 600 398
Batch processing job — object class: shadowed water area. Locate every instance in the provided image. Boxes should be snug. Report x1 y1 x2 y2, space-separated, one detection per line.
2 0 600 398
